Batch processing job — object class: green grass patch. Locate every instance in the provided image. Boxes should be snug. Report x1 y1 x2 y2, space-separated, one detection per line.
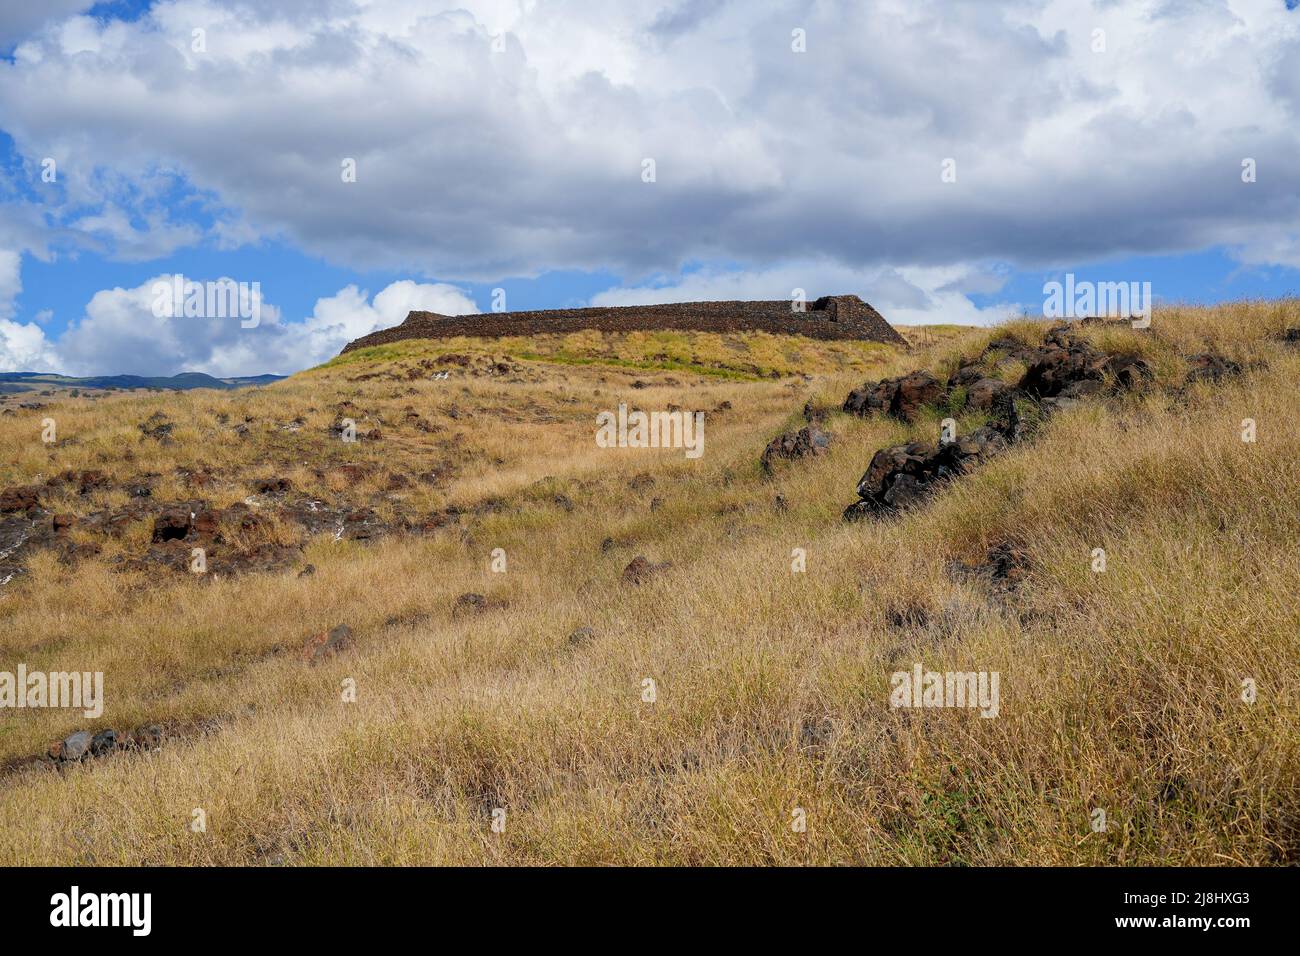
513 350 764 381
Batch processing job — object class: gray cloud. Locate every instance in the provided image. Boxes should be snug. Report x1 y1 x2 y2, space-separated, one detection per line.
0 1 94 51
0 0 1295 287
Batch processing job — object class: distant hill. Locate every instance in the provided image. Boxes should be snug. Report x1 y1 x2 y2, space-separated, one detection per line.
0 371 285 393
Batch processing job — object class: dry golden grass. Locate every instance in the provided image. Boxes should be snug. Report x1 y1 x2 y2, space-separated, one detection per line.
0 302 1296 865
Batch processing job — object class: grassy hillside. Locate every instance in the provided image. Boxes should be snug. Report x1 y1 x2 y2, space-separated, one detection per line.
0 306 1296 865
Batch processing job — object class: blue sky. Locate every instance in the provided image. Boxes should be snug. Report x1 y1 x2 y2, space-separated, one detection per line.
971 249 1300 314
1 0 1298 376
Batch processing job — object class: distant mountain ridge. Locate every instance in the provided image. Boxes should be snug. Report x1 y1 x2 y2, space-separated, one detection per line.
0 371 284 393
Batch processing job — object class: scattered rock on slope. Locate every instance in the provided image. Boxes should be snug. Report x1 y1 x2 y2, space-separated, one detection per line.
151 508 192 543
56 730 91 761
42 723 166 764
1184 352 1242 386
1017 331 1108 399
1018 326 1153 400
252 477 292 495
623 555 672 585
964 377 1012 411
843 370 943 422
302 624 355 663
0 485 41 513
452 592 507 617
948 541 1031 592
760 423 832 474
138 412 174 443
47 470 109 495
843 421 1015 521
567 626 596 646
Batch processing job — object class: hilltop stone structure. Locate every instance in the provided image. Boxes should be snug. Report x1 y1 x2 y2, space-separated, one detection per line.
340 294 908 353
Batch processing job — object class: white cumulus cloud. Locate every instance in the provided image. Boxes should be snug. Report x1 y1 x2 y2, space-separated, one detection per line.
52 277 477 377
591 259 1015 326
0 0 1295 282
0 318 58 373
0 248 60 372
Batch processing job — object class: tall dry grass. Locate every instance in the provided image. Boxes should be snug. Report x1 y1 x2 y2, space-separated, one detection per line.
0 302 1296 864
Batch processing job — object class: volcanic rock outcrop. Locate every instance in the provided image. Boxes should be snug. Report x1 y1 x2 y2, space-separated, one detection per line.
843 419 1018 520
841 322 1163 520
842 323 1157 429
839 323 1253 522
